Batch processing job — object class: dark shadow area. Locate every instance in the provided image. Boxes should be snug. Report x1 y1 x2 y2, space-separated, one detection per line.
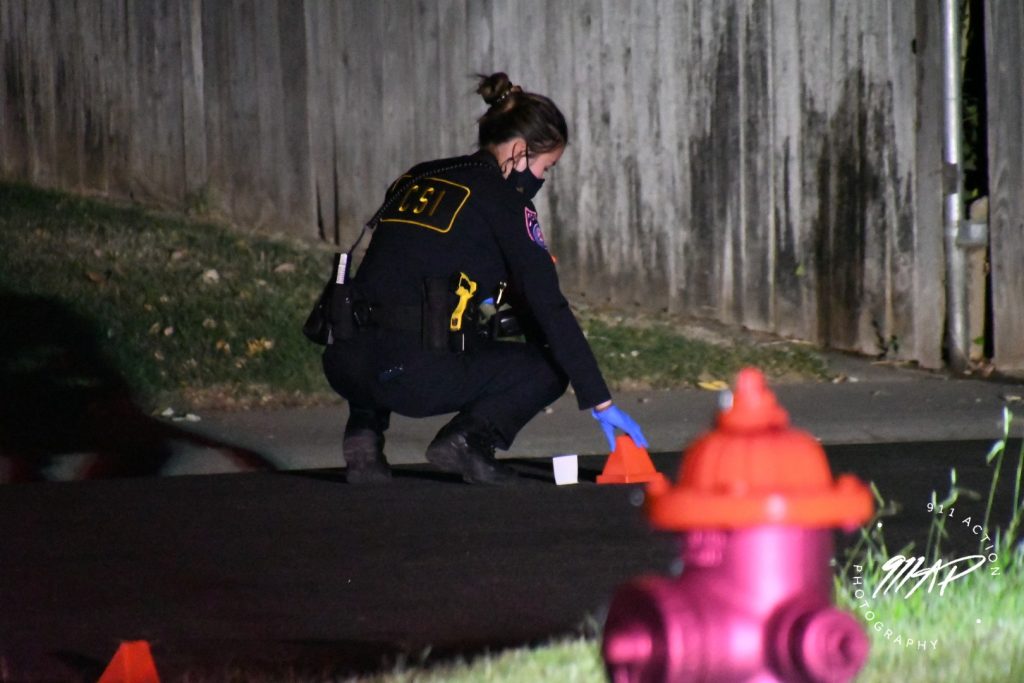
289 457 612 487
0 291 277 482
287 465 468 486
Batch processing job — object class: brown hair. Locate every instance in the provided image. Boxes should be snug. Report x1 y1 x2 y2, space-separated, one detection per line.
476 72 568 154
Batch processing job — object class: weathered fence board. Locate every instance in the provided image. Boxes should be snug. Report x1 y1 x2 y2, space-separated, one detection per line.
912 0 947 370
5 0 1008 368
770 0 807 340
985 0 1024 369
304 0 337 242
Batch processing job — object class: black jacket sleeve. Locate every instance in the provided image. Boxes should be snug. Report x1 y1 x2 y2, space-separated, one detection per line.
484 199 612 409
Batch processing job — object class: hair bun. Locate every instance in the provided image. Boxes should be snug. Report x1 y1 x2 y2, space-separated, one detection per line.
477 72 520 107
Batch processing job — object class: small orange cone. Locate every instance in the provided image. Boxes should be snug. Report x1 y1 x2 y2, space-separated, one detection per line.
97 641 160 683
597 434 667 485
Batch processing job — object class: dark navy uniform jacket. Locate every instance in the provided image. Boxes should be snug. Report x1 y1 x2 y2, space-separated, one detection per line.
354 150 611 410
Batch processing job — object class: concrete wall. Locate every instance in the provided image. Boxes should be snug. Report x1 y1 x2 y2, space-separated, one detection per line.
2 1 959 365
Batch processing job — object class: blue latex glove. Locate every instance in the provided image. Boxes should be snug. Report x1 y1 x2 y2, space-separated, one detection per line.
591 405 649 452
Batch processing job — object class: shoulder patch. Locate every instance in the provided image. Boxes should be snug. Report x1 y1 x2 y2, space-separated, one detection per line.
524 207 547 250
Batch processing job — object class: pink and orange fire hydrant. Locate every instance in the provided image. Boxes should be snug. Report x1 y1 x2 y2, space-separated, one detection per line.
603 368 875 683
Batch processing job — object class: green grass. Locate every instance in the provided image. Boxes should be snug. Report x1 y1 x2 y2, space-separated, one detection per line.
0 182 336 409
357 639 605 683
579 313 829 389
834 568 1024 682
0 182 830 410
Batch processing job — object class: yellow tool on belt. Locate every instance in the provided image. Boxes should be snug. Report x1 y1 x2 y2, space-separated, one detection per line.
450 272 478 332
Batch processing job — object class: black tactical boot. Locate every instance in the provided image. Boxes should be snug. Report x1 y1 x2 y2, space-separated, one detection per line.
425 413 517 485
343 429 392 484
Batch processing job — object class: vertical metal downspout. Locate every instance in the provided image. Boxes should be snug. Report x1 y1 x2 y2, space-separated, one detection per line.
942 0 969 371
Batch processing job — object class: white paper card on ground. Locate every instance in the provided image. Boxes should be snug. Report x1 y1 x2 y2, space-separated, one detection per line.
552 454 579 485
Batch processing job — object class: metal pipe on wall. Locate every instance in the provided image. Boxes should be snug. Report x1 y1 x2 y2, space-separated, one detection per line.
943 0 969 371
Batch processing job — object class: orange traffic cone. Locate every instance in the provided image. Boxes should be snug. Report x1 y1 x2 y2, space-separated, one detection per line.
597 434 667 485
97 641 160 683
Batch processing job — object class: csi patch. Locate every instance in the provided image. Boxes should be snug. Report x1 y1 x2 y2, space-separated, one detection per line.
524 207 547 249
380 175 472 233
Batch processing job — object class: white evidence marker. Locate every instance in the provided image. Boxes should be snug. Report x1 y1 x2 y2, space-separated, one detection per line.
553 454 579 486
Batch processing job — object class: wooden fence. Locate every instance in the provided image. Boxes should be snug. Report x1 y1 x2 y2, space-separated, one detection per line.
1 1 1021 368
984 0 1024 368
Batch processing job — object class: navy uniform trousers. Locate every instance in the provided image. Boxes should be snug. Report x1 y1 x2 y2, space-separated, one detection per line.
322 326 568 450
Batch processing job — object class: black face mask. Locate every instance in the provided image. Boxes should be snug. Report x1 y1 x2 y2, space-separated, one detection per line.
506 152 545 200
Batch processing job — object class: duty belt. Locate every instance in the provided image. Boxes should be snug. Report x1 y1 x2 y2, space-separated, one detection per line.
366 299 479 354
357 302 421 334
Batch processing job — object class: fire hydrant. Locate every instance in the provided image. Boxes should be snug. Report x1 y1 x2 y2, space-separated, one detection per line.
602 368 875 683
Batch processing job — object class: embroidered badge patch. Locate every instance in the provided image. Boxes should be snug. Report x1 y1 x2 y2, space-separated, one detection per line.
524 207 547 250
380 175 471 233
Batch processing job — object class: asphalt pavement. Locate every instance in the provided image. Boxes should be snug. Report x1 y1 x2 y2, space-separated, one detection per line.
2 354 1024 681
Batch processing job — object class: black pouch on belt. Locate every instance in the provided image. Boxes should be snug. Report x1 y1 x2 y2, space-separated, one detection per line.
328 283 356 341
422 277 453 352
302 279 333 345
303 253 356 345
302 281 356 344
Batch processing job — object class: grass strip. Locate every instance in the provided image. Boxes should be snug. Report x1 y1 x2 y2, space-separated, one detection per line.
579 314 829 390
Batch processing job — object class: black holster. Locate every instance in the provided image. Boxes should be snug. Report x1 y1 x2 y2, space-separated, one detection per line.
421 275 482 353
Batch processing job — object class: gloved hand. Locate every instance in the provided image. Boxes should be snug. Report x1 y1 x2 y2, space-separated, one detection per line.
591 404 649 452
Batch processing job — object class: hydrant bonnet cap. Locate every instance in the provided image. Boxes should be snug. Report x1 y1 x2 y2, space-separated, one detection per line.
646 368 874 529
718 368 789 431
